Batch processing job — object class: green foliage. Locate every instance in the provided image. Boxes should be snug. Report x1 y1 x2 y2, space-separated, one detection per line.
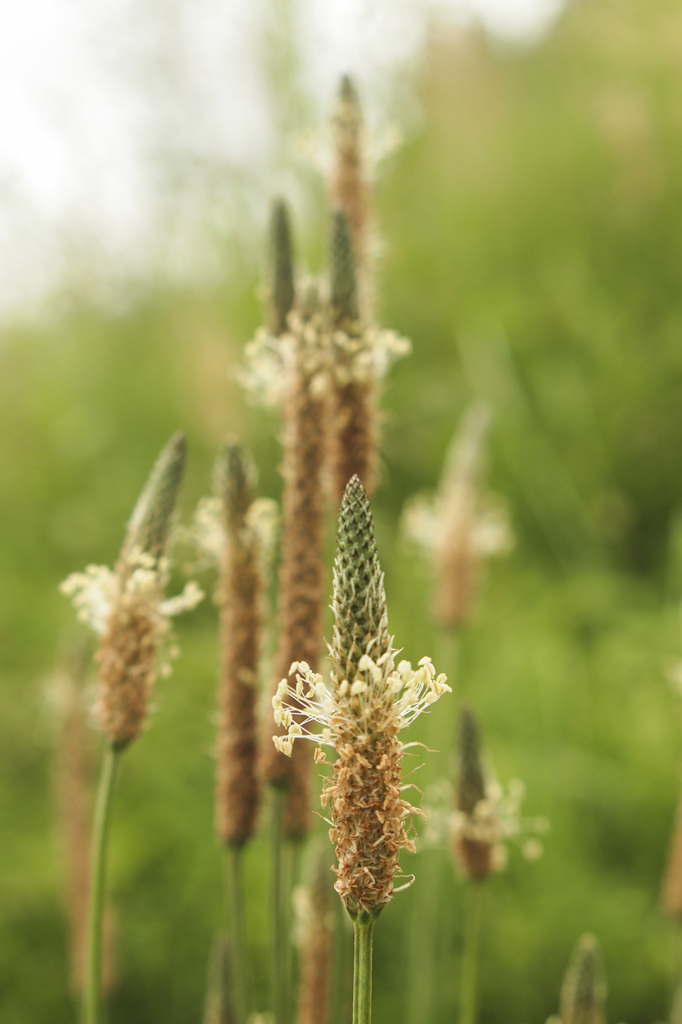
3 4 682 1022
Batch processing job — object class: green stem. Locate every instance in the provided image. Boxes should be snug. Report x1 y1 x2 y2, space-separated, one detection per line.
271 788 287 1024
352 916 375 1024
458 882 484 1024
83 745 121 1024
225 846 249 1024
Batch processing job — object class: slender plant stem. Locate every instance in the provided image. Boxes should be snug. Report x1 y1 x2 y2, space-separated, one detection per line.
458 882 484 1024
271 788 287 1024
83 744 121 1024
352 916 375 1024
225 845 249 1024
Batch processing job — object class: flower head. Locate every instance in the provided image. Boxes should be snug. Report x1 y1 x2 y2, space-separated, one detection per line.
273 476 450 920
403 403 513 627
450 706 548 879
60 433 203 748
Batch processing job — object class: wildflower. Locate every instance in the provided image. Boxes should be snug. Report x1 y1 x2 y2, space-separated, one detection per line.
449 706 548 879
273 476 450 920
330 74 370 302
60 433 203 749
326 210 409 503
560 934 607 1024
403 403 513 628
213 439 267 848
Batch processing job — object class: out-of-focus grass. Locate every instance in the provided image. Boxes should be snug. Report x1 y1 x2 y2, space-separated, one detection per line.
3 3 682 1021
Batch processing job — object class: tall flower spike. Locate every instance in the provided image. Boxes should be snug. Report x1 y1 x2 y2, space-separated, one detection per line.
455 706 494 881
559 934 606 1024
330 74 370 317
272 476 451 919
327 211 376 504
215 439 262 847
268 197 296 337
402 403 513 629
61 433 203 749
262 284 327 840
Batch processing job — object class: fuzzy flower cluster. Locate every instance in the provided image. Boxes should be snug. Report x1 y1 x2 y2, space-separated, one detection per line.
61 549 203 747
451 776 549 873
329 323 410 388
61 551 203 640
182 495 278 576
422 777 549 875
241 302 329 406
241 306 409 406
273 653 449 759
403 403 513 628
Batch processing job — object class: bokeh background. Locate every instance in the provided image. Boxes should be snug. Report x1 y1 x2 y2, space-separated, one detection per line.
3 1 682 1021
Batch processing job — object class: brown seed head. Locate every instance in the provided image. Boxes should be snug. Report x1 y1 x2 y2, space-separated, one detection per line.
215 439 262 847
262 290 327 842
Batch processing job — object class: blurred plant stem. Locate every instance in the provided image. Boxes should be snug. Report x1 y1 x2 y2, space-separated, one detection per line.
83 745 121 1024
406 853 444 1024
271 789 288 1024
459 883 484 1024
352 917 375 1024
225 846 248 1024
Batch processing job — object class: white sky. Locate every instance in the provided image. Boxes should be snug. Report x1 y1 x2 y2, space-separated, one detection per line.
0 0 564 315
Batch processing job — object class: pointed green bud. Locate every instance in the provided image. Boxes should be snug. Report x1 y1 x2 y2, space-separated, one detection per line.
457 706 487 816
338 73 361 114
214 437 257 534
122 431 186 564
560 934 606 1024
331 475 389 685
329 209 359 330
268 197 296 336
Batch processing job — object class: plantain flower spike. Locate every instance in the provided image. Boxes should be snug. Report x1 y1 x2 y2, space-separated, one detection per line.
403 403 513 628
268 197 296 337
455 706 494 881
214 439 263 847
326 211 409 502
60 433 203 749
273 476 450 920
560 934 607 1024
450 706 548 878
330 74 369 294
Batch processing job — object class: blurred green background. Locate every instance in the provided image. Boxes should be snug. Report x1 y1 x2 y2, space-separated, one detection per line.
3 2 682 1021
